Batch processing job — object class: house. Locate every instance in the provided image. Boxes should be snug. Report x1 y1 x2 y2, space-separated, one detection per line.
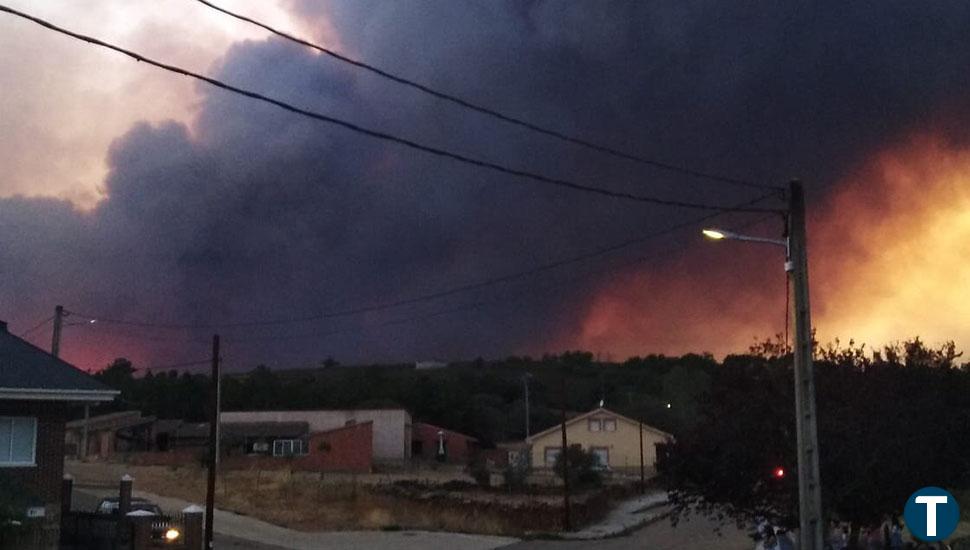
220 409 412 462
63 410 155 459
221 420 374 473
0 320 117 548
414 360 448 370
525 407 672 472
480 441 531 469
410 422 478 464
151 419 210 451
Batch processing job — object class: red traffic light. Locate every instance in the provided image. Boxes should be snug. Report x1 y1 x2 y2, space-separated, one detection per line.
773 467 785 479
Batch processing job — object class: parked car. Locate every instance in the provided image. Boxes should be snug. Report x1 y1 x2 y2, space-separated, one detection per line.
96 497 162 516
95 497 182 544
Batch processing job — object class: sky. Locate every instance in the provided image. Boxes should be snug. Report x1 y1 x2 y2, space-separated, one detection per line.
2 1 970 372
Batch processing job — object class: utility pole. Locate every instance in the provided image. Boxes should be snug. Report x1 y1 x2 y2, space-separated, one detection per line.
788 180 823 550
523 373 531 438
638 420 645 495
51 305 64 357
204 334 220 550
559 373 571 531
51 305 89 460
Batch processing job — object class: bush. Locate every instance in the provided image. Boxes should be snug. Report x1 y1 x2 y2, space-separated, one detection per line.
467 456 491 489
503 453 530 493
553 445 602 490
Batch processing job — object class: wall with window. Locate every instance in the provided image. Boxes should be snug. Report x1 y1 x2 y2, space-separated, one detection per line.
0 400 70 548
529 411 670 471
219 421 373 473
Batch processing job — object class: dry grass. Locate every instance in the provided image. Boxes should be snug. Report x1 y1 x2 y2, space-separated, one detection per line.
65 461 604 535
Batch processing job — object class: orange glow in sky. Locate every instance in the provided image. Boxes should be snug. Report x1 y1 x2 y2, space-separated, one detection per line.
570 134 970 358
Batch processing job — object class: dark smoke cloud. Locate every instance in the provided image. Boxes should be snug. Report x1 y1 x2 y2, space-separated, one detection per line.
4 1 970 369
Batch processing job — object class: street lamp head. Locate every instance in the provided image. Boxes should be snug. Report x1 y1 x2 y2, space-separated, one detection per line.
702 228 729 240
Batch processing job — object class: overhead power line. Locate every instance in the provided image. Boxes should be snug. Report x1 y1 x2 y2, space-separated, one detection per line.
220 212 785 344
192 0 779 193
134 358 211 371
66 191 781 332
0 5 782 213
19 315 54 338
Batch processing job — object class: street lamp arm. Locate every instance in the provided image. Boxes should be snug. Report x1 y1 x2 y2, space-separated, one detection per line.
728 235 788 248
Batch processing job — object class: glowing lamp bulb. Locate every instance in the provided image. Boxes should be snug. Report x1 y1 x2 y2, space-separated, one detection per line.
666 403 672 409
702 229 727 240
773 467 785 479
165 528 181 541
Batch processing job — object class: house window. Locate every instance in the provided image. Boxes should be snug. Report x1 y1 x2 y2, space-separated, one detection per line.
602 418 617 432
0 417 37 466
544 447 561 466
272 439 306 457
590 447 609 469
588 419 602 432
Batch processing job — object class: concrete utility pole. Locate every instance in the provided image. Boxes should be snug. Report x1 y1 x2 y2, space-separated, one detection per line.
51 305 64 357
788 180 823 550
204 334 221 550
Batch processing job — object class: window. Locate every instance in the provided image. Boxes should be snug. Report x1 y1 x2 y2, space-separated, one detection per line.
588 419 602 432
272 439 306 457
544 447 561 466
602 418 617 432
0 417 37 466
590 447 610 469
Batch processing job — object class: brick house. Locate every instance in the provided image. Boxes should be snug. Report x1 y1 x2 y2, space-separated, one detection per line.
0 321 117 548
410 422 478 464
221 409 412 463
221 421 374 473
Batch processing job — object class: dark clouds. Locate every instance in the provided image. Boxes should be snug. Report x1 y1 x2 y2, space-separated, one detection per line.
4 1 970 369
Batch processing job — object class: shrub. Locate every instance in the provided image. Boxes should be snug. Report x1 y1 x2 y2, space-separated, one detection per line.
553 445 602 490
467 456 491 489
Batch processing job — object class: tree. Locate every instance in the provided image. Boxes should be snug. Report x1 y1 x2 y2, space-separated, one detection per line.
554 444 602 490
663 338 970 530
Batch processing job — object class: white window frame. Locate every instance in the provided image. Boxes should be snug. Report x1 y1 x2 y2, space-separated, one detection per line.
272 438 307 457
602 418 617 432
0 416 37 467
588 419 602 432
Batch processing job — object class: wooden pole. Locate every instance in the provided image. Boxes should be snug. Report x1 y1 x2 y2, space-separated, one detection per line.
639 420 645 494
204 335 220 549
559 372 571 531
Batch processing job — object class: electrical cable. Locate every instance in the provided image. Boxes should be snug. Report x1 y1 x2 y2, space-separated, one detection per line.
192 0 781 193
0 4 783 213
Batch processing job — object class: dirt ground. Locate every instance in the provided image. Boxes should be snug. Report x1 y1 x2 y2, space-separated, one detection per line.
64 460 610 536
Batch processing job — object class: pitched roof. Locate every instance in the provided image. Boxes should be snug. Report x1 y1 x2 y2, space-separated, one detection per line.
0 321 117 401
66 411 154 431
525 407 673 443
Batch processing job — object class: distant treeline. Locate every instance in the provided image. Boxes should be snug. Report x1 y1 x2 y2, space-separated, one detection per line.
90 350 717 445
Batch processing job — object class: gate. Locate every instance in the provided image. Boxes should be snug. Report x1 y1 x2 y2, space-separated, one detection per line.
60 511 133 550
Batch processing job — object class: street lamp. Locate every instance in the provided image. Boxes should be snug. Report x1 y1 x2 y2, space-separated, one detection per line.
702 228 789 252
702 180 823 550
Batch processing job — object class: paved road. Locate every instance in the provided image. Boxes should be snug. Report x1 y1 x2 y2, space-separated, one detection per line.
507 515 753 550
